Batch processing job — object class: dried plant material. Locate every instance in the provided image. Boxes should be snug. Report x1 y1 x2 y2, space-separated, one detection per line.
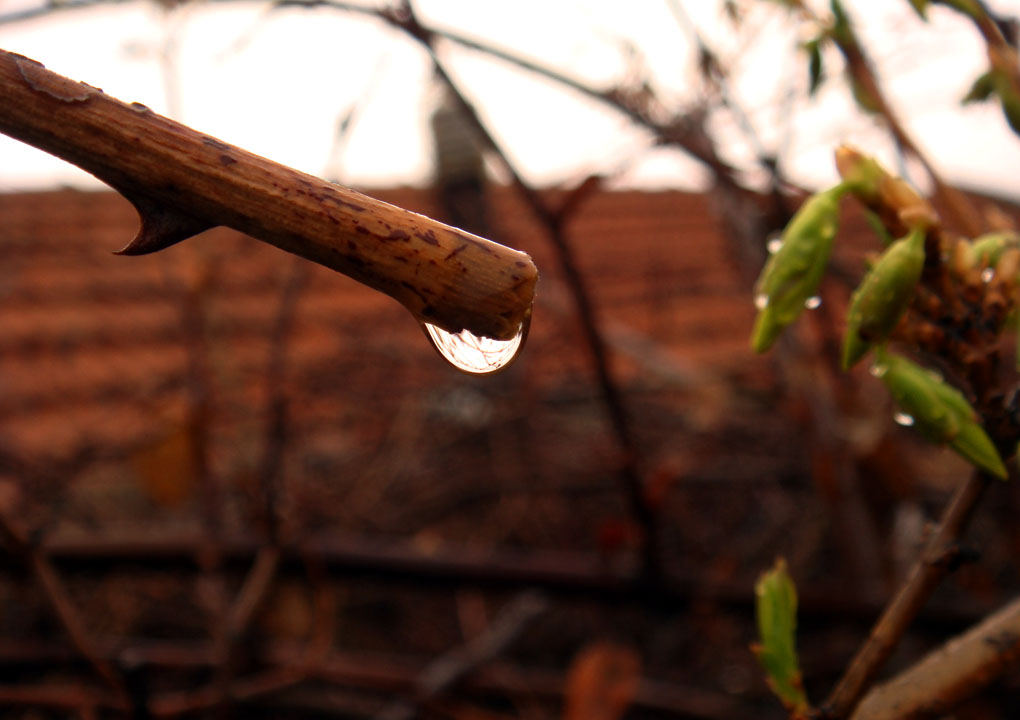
564 641 641 720
130 423 197 508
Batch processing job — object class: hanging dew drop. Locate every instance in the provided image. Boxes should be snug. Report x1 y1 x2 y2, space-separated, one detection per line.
804 296 822 310
754 294 769 310
893 412 915 427
767 238 783 254
422 315 530 375
981 267 995 282
869 363 888 378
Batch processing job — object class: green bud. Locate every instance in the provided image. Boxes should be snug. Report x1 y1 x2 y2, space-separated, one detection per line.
829 0 852 45
951 421 1009 480
971 231 1020 267
999 84 1020 137
834 146 887 203
843 227 925 369
875 351 1007 478
876 351 960 441
963 70 998 104
752 558 808 713
751 185 845 353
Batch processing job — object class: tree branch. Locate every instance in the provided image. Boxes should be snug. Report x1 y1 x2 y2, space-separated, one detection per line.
0 512 127 701
0 47 536 342
850 592 1020 720
818 470 994 719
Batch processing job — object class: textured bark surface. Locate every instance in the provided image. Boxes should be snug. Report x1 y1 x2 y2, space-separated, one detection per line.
0 48 537 341
850 595 1020 720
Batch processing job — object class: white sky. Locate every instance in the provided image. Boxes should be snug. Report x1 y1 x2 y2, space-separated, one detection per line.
1 0 1019 198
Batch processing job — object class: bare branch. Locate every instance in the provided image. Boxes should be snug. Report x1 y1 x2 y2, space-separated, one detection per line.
850 592 1020 720
374 592 548 720
0 512 127 701
818 470 995 719
0 47 536 341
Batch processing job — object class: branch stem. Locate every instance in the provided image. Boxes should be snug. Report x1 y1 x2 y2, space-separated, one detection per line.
819 471 992 718
0 47 536 341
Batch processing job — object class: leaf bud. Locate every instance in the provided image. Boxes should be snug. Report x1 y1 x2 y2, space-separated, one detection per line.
875 351 1006 478
752 558 808 713
751 185 844 353
834 145 886 201
971 231 1020 267
949 238 977 279
842 228 925 369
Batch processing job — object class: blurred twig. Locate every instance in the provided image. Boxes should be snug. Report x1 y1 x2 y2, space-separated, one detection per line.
326 0 667 581
809 1 984 235
0 511 127 703
374 591 548 720
0 638 749 719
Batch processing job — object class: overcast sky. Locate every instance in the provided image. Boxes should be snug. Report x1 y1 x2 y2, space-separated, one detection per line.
0 0 1019 198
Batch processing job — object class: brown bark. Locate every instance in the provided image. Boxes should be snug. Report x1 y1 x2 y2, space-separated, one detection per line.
0 48 536 341
850 594 1020 720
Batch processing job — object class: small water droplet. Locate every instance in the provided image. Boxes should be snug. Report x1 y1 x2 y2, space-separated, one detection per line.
894 412 915 427
422 317 529 375
981 267 995 282
767 237 783 254
804 296 822 310
754 294 769 310
870 363 888 378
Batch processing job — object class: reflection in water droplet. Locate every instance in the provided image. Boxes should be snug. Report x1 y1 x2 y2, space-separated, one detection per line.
767 238 783 254
894 412 915 427
804 296 822 309
869 363 888 378
981 267 995 283
754 294 769 310
422 316 529 375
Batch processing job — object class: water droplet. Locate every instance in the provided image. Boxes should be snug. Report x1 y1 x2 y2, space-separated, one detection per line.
804 296 822 310
754 294 769 310
870 363 888 378
767 237 783 254
981 267 995 282
422 317 529 375
894 412 915 427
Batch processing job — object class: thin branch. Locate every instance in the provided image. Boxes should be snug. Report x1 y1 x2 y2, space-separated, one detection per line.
819 3 985 235
276 0 739 186
849 591 1020 720
0 47 536 342
149 664 309 716
374 592 548 720
818 470 994 719
0 512 127 701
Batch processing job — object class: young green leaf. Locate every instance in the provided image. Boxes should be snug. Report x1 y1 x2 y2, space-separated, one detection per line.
963 70 998 104
936 0 987 21
842 227 925 369
806 38 824 96
752 558 809 714
908 0 930 19
751 185 845 353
